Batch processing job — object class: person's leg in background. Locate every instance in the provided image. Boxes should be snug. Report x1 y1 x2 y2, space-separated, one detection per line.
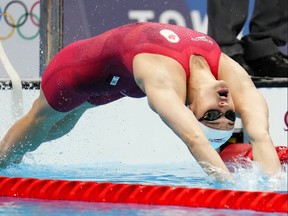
243 0 288 77
207 0 255 75
207 0 254 75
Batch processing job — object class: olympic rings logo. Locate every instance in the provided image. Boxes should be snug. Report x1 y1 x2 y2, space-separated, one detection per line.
0 0 40 40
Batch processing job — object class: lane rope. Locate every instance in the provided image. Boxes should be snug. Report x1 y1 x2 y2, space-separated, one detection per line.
0 41 23 119
0 176 287 213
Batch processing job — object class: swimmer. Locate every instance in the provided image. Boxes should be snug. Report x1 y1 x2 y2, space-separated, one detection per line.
0 22 281 180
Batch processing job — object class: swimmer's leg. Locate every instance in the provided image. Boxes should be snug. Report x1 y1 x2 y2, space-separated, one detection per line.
45 92 127 142
43 102 95 142
0 89 67 167
43 92 125 142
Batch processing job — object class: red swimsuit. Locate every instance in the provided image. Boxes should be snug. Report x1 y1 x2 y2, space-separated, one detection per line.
41 22 221 112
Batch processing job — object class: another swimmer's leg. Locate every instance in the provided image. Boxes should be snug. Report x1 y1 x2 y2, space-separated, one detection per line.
44 102 95 142
0 89 66 168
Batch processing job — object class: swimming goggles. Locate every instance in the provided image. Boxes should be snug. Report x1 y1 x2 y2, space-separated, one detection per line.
198 110 236 122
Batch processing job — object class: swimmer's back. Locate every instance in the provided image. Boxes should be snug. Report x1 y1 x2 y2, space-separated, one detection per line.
41 22 221 112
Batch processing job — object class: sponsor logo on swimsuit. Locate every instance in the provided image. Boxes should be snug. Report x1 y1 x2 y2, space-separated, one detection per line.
191 36 213 44
110 76 120 85
159 29 180 43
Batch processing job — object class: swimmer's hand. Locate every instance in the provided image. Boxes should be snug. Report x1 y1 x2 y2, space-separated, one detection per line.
201 162 235 183
209 171 235 184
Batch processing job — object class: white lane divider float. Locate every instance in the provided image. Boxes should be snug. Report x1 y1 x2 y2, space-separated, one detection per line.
0 41 23 119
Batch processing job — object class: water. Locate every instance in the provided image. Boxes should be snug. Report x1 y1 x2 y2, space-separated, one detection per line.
1 160 287 191
2 197 284 216
0 160 287 216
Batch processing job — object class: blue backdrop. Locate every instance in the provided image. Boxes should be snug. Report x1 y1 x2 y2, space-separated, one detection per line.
63 0 254 46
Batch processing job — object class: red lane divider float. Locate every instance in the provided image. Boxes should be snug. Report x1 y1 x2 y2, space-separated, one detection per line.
0 144 287 212
0 176 287 213
220 143 288 165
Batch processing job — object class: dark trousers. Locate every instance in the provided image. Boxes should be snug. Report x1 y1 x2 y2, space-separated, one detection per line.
207 0 288 60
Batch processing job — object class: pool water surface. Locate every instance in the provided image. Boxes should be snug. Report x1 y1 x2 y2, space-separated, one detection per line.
0 161 287 216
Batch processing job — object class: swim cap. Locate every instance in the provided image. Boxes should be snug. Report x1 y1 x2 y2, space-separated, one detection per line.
199 122 234 149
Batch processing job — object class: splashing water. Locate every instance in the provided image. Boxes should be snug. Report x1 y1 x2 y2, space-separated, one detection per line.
206 158 287 192
231 162 287 192
0 159 287 192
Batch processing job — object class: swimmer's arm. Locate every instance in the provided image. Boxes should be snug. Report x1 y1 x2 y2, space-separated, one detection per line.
133 53 231 181
145 87 232 181
218 53 281 175
151 90 232 180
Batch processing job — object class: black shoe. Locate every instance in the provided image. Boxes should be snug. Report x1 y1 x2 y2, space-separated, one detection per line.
247 52 288 78
231 54 255 76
